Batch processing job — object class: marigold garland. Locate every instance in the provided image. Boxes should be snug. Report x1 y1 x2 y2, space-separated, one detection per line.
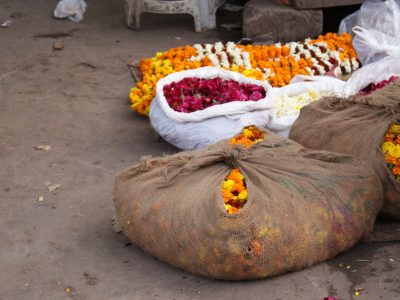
382 123 400 180
222 126 265 214
130 33 360 116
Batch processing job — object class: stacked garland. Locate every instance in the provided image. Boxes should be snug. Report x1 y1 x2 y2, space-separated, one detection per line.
130 33 360 115
222 126 265 214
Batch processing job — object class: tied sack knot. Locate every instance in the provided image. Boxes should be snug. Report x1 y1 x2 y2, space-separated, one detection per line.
161 144 248 186
223 146 242 169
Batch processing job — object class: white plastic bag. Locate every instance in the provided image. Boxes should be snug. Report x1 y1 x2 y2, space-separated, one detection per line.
155 67 273 123
343 56 400 96
54 0 87 22
340 0 400 36
149 99 270 151
338 10 358 35
352 27 400 65
339 0 400 65
267 76 346 137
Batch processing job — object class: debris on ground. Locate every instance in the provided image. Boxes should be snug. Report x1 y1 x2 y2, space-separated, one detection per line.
1 20 12 28
47 183 61 192
35 144 51 151
111 216 122 233
53 40 65 50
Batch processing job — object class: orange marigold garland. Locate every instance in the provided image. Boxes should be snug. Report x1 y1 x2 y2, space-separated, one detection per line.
222 126 265 214
130 33 360 116
382 123 400 180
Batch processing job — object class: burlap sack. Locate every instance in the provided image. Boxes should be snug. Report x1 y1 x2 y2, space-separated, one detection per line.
290 81 400 219
114 130 382 280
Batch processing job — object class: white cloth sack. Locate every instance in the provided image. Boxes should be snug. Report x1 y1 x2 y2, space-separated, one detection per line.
149 99 271 151
150 72 346 149
54 0 87 22
339 0 400 65
267 76 346 137
343 56 400 96
155 67 273 123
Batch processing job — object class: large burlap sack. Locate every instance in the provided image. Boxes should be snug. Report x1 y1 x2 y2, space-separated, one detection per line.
290 80 400 219
114 130 382 280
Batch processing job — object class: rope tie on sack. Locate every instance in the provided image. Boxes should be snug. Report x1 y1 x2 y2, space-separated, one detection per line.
159 145 247 186
158 137 290 186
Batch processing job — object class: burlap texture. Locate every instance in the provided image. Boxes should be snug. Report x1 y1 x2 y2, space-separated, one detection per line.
114 130 382 280
290 81 400 219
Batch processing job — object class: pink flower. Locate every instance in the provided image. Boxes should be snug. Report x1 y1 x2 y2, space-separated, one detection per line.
359 76 398 96
163 77 267 113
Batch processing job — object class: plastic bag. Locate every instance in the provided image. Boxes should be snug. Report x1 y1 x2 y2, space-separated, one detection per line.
54 0 87 22
352 27 400 65
267 75 346 137
339 0 400 65
154 67 273 123
149 99 270 151
343 56 400 96
339 0 400 37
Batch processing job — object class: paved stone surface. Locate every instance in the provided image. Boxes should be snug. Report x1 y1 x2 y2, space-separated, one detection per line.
243 0 323 42
0 0 399 299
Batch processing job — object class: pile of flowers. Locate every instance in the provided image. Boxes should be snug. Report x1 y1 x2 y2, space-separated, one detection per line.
229 125 265 148
222 126 265 214
163 77 266 113
130 32 360 115
382 123 400 181
359 76 398 96
274 89 333 118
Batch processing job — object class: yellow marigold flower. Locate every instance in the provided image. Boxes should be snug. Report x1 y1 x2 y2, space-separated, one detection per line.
389 124 400 134
222 179 235 191
238 190 248 201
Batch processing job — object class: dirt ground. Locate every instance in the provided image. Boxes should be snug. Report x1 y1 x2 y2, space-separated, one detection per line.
1 0 399 299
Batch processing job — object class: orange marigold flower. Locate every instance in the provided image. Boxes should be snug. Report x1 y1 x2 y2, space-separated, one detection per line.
386 156 397 165
393 166 400 176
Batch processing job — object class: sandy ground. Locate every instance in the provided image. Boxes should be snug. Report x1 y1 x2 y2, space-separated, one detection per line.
1 0 399 299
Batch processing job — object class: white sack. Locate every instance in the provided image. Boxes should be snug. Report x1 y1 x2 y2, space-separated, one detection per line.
54 0 87 22
155 67 273 123
149 99 270 151
150 72 347 149
343 56 400 96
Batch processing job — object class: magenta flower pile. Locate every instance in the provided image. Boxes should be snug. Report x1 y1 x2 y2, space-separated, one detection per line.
163 77 267 113
359 76 398 96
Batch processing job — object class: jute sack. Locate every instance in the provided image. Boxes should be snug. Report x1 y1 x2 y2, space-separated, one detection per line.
114 130 382 280
290 81 400 219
